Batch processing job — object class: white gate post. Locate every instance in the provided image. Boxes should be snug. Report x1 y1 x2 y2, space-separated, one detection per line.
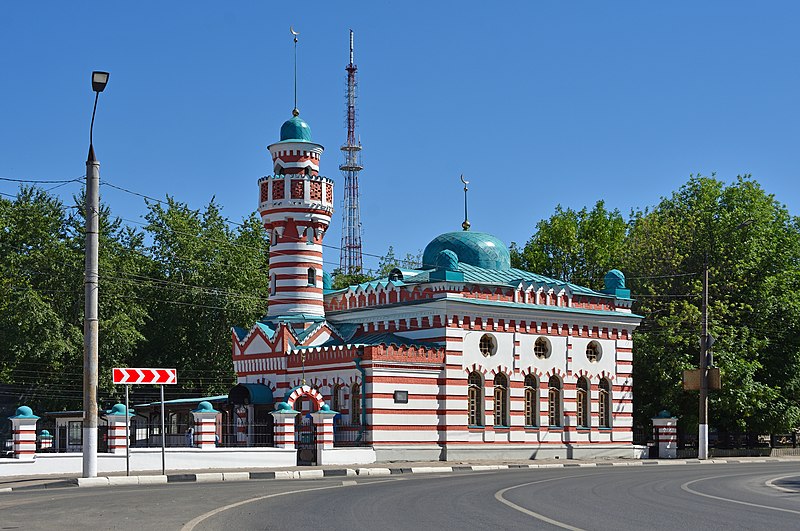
271 403 299 450
191 401 219 450
310 404 337 464
105 403 133 455
9 406 39 460
652 411 678 459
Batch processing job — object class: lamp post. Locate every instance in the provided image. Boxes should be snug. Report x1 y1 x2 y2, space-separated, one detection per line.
83 70 108 478
697 218 752 460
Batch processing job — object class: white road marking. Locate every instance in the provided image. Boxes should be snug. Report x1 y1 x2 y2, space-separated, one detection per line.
181 478 398 531
494 475 588 531
765 474 800 494
681 475 800 515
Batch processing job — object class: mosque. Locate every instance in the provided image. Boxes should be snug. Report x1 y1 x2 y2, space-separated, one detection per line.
230 108 643 461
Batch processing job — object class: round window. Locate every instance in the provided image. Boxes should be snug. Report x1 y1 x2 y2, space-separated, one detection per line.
533 337 550 359
586 341 602 362
479 334 497 357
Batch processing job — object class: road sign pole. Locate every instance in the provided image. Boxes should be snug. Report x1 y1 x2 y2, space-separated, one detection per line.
125 384 130 476
160 385 166 476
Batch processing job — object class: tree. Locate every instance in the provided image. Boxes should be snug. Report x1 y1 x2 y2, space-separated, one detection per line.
510 200 627 290
136 197 269 398
626 175 800 434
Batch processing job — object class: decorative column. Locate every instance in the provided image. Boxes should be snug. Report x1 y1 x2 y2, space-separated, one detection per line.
652 410 678 459
271 402 299 450
105 403 133 454
8 406 39 460
191 401 219 450
39 430 54 452
311 404 337 463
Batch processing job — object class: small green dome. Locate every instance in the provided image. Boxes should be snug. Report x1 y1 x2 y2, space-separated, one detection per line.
604 269 626 291
109 403 128 416
656 409 672 418
423 231 510 271
280 115 313 142
436 249 459 271
192 401 218 414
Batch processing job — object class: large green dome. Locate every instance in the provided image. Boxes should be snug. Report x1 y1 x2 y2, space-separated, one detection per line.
280 114 313 142
422 231 510 271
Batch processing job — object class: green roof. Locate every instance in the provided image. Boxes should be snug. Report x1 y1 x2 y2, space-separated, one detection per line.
280 114 313 142
422 231 511 270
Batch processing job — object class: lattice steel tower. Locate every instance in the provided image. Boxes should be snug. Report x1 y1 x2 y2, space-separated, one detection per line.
339 29 364 274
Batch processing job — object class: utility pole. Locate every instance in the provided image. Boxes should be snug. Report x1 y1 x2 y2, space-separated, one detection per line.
698 259 709 460
83 71 109 478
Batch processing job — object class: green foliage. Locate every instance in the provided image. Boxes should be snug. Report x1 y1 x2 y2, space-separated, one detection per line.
510 200 626 290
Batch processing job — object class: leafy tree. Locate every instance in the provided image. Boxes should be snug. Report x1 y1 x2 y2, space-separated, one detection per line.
625 175 800 434
510 200 626 290
136 198 269 398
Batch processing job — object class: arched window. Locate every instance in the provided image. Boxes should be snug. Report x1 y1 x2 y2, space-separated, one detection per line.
524 374 538 427
548 376 562 427
307 267 316 286
576 377 590 428
331 384 343 413
468 371 483 427
493 373 509 427
351 383 361 425
270 274 276 296
599 379 612 428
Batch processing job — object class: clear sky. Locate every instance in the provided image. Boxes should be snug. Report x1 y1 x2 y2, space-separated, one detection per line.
2 1 798 272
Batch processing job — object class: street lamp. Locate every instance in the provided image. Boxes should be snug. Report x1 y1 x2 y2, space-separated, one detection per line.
83 70 109 478
697 218 753 460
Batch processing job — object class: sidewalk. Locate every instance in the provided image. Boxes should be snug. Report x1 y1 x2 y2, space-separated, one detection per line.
3 456 798 493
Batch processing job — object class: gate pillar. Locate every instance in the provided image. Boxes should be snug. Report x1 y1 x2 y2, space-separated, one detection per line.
311 404 338 458
271 403 300 450
191 401 220 449
9 406 39 460
652 410 678 459
105 403 133 454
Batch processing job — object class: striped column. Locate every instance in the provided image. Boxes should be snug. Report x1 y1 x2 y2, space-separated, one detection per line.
271 405 299 450
652 414 678 459
39 430 53 451
311 405 337 463
9 406 39 460
105 404 132 454
191 401 220 450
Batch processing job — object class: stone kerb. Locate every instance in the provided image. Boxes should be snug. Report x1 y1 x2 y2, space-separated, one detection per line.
271 402 300 450
191 401 220 450
9 406 39 460
105 403 134 455
652 410 678 459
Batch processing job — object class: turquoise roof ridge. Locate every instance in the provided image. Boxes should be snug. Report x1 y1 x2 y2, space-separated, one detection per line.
279 114 313 142
422 231 511 271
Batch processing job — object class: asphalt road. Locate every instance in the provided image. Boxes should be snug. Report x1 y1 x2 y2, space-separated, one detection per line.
1 463 798 530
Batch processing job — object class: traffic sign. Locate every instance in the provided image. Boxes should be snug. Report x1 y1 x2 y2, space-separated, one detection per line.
113 368 177 385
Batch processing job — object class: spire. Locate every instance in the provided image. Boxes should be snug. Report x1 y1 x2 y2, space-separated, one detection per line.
290 26 300 115
461 174 470 231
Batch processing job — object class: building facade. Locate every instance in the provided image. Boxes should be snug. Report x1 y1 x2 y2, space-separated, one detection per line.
232 111 642 461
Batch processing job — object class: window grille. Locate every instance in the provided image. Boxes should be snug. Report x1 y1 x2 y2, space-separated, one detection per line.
534 337 549 359
599 379 612 428
479 334 496 357
493 373 509 427
586 341 601 362
524 374 538 426
468 372 483 426
351 383 361 425
548 376 561 427
576 377 590 428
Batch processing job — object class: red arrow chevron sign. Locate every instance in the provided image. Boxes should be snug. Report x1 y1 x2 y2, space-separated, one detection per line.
113 368 177 385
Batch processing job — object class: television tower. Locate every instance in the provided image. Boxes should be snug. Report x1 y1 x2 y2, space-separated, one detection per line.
339 29 364 274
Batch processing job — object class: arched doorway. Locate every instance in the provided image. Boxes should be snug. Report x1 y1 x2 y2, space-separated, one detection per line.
283 385 326 465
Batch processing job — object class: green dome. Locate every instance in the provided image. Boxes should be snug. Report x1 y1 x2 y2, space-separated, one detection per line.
604 269 625 290
280 115 313 142
422 231 510 271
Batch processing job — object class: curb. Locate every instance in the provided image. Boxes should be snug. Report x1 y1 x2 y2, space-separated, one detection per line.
1 458 796 493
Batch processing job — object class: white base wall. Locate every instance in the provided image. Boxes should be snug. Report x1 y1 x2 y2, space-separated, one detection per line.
0 448 297 477
319 447 376 465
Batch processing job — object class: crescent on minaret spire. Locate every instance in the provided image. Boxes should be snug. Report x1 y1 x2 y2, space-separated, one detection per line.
461 174 471 231
290 26 300 115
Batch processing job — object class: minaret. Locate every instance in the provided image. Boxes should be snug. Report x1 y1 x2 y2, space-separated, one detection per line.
259 29 334 319
259 112 334 319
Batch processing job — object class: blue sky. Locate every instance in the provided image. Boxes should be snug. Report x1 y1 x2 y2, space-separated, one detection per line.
2 1 798 272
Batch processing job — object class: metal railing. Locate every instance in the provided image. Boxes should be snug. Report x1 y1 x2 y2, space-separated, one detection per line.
333 420 367 447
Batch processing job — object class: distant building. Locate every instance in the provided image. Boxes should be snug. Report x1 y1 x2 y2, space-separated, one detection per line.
232 111 642 461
